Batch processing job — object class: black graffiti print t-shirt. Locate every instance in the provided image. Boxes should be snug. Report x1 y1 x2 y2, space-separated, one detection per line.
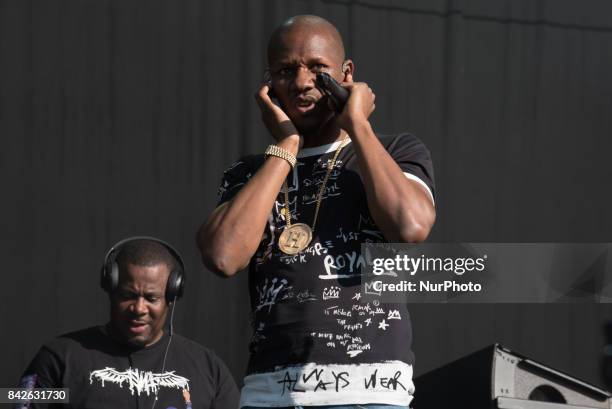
218 134 435 407
17 326 239 409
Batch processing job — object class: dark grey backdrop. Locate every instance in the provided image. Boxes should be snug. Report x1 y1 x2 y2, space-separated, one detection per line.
2 0 612 393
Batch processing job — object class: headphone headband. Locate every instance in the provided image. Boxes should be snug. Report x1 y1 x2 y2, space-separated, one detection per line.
100 236 186 301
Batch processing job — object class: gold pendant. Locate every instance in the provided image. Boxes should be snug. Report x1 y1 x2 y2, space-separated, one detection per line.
278 223 313 255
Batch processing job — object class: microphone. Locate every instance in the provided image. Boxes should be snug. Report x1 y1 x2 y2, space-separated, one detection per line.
316 72 349 113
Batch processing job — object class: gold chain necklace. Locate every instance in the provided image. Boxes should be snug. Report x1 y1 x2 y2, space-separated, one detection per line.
278 136 349 255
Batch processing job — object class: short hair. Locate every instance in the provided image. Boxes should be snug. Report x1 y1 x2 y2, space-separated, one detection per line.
267 14 346 66
115 239 178 274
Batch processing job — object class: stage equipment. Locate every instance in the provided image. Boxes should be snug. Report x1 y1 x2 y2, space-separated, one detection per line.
414 344 611 409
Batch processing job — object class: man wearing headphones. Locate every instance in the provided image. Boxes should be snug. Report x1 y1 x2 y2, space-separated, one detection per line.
17 237 239 409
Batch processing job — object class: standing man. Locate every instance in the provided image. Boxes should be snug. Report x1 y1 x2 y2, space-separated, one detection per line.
17 237 239 409
198 15 435 408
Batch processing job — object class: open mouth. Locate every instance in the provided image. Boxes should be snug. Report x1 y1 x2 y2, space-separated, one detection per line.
293 95 318 113
127 321 148 334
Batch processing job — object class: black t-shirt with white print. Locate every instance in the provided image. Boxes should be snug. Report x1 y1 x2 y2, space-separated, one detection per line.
218 133 435 408
16 326 239 409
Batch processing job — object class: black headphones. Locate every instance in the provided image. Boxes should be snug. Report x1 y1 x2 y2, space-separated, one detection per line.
100 236 186 302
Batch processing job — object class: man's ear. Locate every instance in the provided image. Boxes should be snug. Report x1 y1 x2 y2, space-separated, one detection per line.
341 59 354 83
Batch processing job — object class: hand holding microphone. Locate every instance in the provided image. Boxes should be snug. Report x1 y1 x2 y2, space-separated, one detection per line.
315 72 350 113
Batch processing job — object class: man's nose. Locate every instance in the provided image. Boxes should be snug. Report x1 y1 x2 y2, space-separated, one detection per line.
132 297 147 315
293 67 315 91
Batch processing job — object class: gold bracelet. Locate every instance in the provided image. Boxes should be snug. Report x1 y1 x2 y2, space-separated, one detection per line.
265 144 297 169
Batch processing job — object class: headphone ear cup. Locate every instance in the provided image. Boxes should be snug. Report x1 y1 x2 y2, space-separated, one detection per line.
100 265 109 292
100 258 117 293
109 261 119 293
101 248 120 294
166 269 184 302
